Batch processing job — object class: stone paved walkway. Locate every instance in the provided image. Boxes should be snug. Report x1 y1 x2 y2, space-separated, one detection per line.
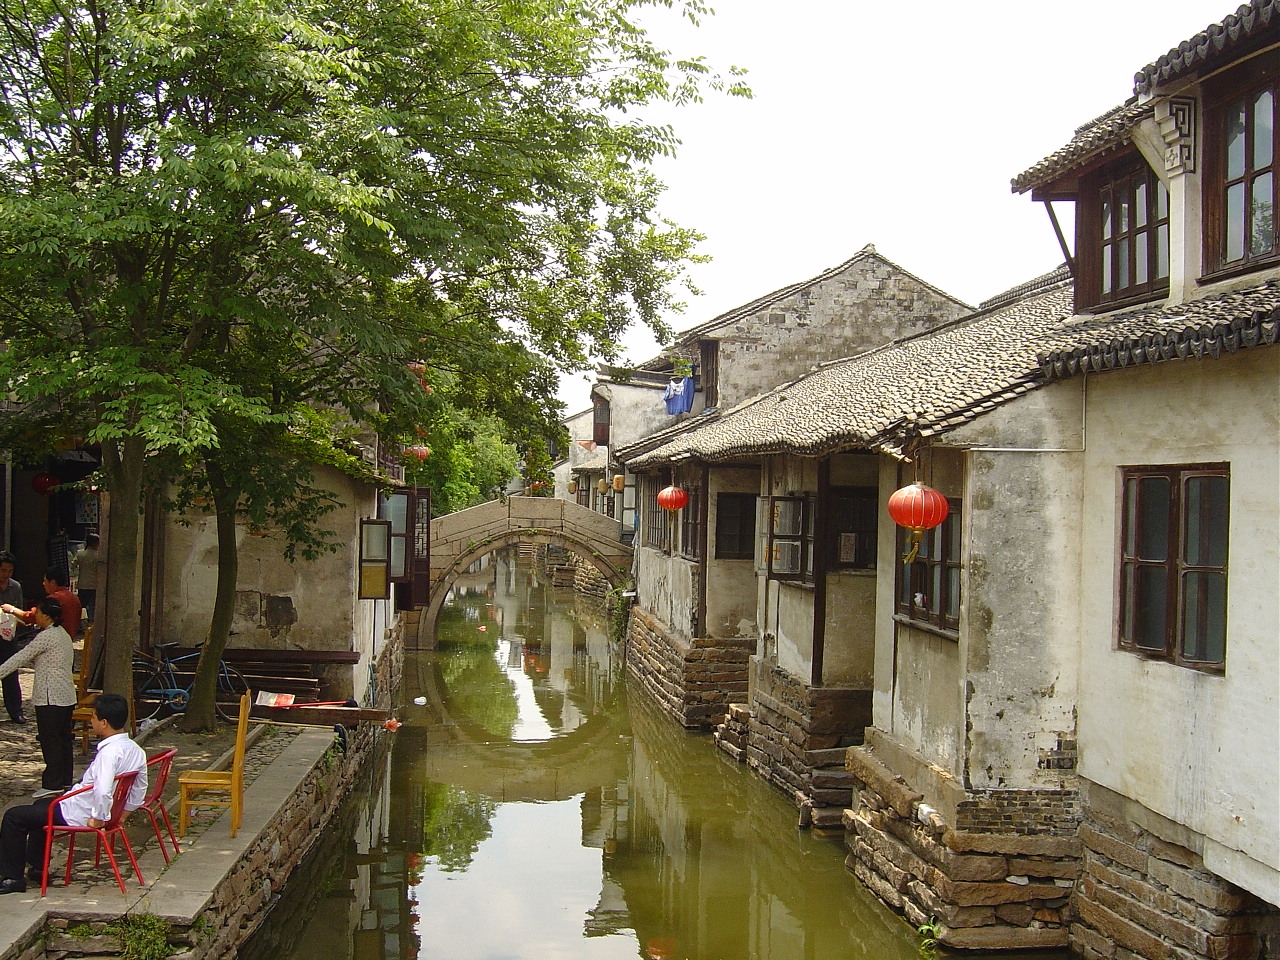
0 664 300 880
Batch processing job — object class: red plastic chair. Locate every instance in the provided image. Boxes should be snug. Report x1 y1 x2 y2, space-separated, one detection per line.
40 770 144 895
137 749 180 863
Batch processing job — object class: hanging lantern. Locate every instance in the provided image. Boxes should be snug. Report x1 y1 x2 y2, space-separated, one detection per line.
31 472 58 496
406 361 425 376
612 474 625 492
887 482 949 564
656 485 688 511
405 445 431 461
596 478 608 494
567 479 578 494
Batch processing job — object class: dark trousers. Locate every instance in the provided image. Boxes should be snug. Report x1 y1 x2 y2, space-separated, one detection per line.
34 704 74 791
0 797 63 881
0 639 22 720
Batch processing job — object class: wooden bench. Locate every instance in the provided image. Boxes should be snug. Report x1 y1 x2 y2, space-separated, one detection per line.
160 647 360 703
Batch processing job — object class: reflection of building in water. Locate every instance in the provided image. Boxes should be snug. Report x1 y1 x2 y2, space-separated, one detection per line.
582 782 632 937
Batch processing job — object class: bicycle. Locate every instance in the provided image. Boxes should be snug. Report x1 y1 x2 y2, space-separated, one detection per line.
132 642 250 722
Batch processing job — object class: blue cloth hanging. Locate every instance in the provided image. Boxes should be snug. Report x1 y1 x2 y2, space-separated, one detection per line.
663 376 695 415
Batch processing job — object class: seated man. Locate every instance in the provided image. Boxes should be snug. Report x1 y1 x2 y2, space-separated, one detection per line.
0 692 147 893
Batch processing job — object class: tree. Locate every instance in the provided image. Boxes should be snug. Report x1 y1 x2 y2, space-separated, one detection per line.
0 0 747 702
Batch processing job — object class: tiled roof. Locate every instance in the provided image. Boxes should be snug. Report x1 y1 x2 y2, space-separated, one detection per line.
613 407 721 463
1011 100 1151 195
571 452 609 473
624 274 1280 470
624 268 1076 467
1039 279 1280 378
1135 1 1279 95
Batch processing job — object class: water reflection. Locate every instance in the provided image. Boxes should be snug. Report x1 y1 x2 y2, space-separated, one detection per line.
242 549 1059 960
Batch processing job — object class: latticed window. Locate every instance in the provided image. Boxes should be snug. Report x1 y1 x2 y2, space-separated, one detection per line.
766 496 814 583
895 499 962 631
679 484 702 560
1119 464 1229 671
714 493 756 560
643 474 669 551
1079 159 1169 311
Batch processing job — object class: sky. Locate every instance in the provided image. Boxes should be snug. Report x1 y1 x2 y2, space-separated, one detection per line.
556 0 1236 413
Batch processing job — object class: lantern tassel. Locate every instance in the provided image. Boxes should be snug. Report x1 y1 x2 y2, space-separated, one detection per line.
903 530 923 565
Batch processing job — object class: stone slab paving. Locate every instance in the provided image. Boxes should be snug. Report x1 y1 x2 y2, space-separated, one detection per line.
0 660 331 960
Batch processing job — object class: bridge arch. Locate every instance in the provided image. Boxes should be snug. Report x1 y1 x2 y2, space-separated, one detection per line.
420 496 632 643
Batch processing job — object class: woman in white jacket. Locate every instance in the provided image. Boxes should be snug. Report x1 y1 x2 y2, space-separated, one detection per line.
0 597 76 797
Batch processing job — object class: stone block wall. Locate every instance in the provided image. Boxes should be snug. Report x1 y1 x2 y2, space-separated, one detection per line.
843 741 1080 951
570 554 610 599
626 606 752 728
1072 805 1280 960
713 658 869 828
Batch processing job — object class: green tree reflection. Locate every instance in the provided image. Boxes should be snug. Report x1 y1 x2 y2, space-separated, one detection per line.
420 782 497 872
437 606 519 740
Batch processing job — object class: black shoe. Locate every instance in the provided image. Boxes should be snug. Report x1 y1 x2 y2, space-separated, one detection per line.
25 867 42 884
0 877 26 894
10 715 26 724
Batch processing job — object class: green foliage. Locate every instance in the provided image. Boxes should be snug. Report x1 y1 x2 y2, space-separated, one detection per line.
419 781 498 873
0 0 748 687
917 916 942 960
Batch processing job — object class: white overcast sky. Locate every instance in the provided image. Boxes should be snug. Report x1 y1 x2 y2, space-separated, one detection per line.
556 0 1235 413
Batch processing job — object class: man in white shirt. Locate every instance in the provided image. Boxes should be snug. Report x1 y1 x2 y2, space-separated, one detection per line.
0 692 147 893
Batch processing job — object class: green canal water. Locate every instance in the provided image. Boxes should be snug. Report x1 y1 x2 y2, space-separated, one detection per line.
240 549 1068 960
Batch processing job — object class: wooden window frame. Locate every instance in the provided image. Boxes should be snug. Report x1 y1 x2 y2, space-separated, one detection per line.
894 499 962 632
1077 157 1170 312
699 340 720 409
829 486 878 570
643 473 670 551
1203 64 1279 279
592 398 610 446
714 493 756 560
358 519 391 600
766 495 815 584
1118 464 1229 673
679 483 703 560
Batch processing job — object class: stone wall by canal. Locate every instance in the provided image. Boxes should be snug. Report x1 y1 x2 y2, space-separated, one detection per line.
625 606 752 729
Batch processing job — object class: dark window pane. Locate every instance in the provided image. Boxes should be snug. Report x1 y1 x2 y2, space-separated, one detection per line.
1251 171 1274 257
1181 571 1227 663
1101 194 1113 240
1226 182 1246 262
1135 477 1170 560
1184 475 1230 567
1134 565 1169 651
1254 88 1274 169
1226 100 1247 179
1118 238 1131 288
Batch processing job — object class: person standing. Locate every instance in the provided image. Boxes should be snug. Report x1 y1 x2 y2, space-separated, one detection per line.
0 692 145 893
0 551 27 724
72 534 99 624
9 567 81 638
0 597 76 797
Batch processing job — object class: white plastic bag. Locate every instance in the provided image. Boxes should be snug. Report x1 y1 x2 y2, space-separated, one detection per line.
0 611 15 643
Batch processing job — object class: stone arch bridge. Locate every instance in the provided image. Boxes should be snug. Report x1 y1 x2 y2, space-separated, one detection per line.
417 496 632 644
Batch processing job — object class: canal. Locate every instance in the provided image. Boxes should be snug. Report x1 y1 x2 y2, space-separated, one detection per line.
241 549 1063 960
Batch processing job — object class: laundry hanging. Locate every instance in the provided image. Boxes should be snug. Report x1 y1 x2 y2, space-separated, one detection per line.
663 376 695 415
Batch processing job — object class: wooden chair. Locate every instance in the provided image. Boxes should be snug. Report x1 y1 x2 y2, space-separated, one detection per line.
41 770 144 895
71 625 98 755
136 748 181 863
178 692 250 838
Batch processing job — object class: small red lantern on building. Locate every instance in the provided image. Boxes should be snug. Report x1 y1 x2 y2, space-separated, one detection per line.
405 445 431 461
31 472 58 496
887 482 949 564
656 485 688 511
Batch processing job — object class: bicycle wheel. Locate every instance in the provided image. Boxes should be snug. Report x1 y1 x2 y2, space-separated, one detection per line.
132 663 169 721
214 665 250 722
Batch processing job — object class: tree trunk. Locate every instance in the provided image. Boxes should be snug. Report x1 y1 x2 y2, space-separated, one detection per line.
100 436 147 698
181 457 238 732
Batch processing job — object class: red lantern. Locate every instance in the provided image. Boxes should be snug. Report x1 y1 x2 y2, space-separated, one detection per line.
31 472 58 496
405 445 431 461
887 482 949 564
656 485 688 511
